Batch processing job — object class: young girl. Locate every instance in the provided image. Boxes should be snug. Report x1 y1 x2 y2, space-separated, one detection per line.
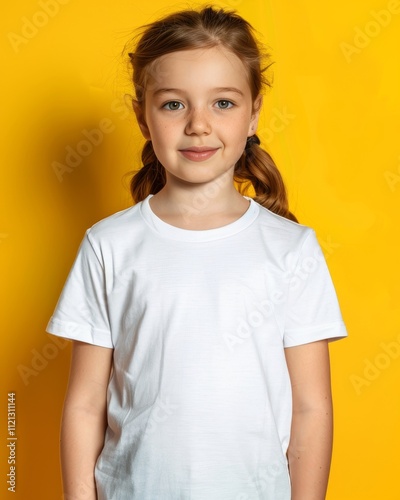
47 5 347 500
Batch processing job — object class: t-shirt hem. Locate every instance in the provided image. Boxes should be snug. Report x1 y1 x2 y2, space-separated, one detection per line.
283 321 347 347
46 317 113 348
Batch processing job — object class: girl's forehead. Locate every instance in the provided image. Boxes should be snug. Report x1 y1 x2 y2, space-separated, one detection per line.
146 46 250 91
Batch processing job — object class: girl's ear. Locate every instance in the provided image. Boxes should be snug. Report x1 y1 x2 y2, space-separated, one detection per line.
132 100 151 140
248 95 263 137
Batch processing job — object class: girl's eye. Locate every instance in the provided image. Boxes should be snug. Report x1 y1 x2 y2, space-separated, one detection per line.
216 100 233 109
163 101 183 111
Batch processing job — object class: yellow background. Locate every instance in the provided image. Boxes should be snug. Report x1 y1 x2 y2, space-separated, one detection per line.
1 0 399 498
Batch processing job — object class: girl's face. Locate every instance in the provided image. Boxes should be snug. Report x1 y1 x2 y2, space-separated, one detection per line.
135 46 261 187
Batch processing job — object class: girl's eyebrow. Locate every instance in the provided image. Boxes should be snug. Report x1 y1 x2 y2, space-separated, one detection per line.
215 87 244 96
152 87 244 97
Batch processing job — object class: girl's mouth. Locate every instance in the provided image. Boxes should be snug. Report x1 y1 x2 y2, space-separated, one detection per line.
179 147 219 162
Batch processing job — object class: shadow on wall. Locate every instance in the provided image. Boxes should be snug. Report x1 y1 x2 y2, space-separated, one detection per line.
6 72 135 498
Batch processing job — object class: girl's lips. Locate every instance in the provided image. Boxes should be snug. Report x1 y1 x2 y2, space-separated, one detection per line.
179 148 219 162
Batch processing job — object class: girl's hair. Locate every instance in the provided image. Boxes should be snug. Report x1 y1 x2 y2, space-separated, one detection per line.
127 5 298 222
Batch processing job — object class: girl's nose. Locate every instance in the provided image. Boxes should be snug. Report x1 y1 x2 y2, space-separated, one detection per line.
184 107 211 135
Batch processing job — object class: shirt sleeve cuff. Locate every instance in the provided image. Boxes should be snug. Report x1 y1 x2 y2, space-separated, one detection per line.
46 317 114 349
284 321 348 348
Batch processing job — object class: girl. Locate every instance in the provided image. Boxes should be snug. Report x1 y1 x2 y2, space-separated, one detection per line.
47 5 347 500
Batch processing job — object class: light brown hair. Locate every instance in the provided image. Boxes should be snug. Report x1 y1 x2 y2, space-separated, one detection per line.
126 5 298 222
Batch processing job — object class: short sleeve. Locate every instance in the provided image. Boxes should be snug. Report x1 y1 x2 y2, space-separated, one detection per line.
283 228 348 347
46 230 113 348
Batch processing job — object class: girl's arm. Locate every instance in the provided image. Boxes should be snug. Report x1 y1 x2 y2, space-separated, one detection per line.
61 340 113 500
284 339 333 500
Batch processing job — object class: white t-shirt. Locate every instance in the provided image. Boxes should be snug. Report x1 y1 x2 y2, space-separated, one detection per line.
46 194 347 500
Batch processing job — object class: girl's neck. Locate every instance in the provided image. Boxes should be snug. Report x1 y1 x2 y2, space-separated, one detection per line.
148 183 250 231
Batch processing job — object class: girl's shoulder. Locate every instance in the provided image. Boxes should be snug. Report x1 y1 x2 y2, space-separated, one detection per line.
85 202 143 245
256 202 314 248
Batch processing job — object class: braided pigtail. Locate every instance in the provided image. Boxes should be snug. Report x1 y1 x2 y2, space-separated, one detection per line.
130 141 165 203
234 135 298 223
